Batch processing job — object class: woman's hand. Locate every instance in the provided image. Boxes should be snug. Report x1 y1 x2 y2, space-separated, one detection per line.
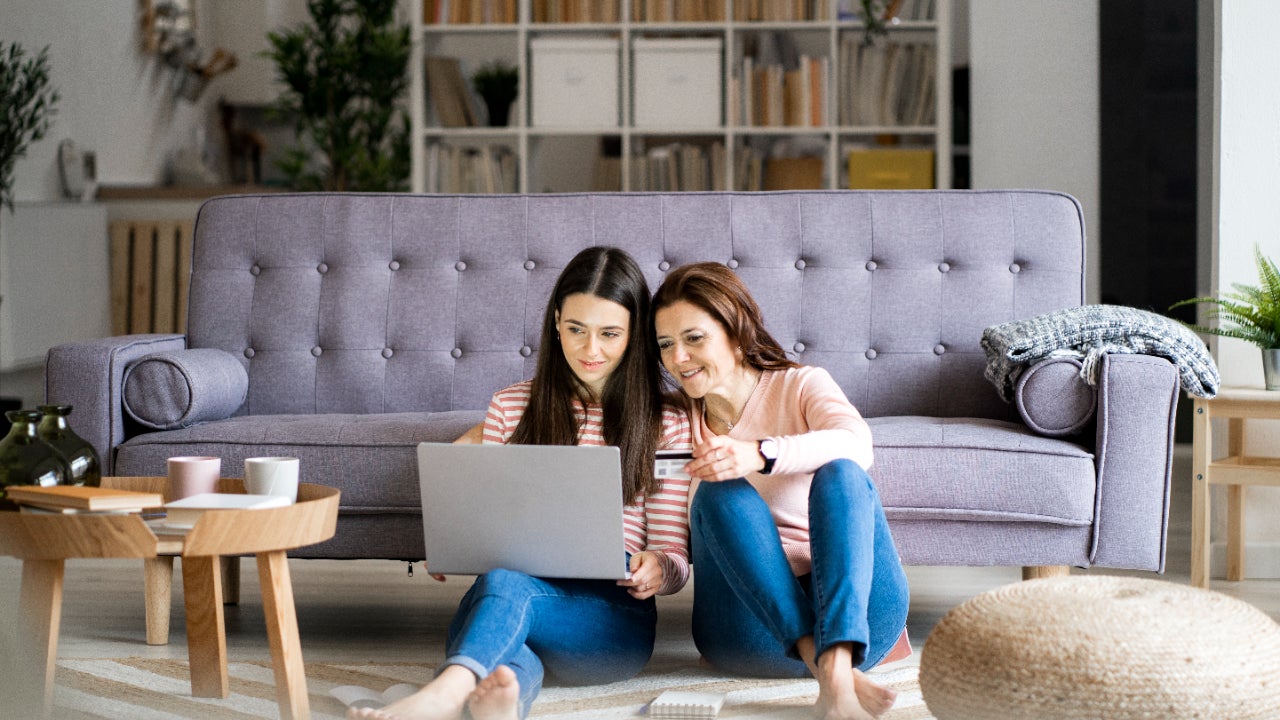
618 551 664 599
684 436 766 482
418 561 447 583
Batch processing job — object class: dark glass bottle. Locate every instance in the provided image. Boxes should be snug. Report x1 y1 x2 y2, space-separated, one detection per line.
0 409 71 510
37 405 101 487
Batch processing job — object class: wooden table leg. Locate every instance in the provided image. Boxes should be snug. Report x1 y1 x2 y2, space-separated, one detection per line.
1226 417 1246 581
181 555 228 698
144 556 174 645
1190 399 1212 588
21 559 65 716
221 556 241 606
258 550 310 720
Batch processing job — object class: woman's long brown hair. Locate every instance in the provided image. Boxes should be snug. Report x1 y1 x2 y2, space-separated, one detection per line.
510 247 663 504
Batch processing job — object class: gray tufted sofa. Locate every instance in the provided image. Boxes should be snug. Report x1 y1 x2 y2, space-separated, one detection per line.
46 190 1178 573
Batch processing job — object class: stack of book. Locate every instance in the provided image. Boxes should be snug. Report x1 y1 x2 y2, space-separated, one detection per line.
425 0 519 24
6 485 164 515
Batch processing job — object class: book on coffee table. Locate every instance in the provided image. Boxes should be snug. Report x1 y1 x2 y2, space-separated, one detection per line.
5 485 164 512
162 492 290 528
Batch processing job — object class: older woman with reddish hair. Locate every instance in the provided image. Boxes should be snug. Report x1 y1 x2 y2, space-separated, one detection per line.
652 262 910 720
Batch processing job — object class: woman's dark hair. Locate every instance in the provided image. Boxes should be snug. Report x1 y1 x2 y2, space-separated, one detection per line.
652 261 798 373
511 246 663 503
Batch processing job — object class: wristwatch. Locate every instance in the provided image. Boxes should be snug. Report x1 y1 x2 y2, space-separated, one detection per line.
758 438 779 474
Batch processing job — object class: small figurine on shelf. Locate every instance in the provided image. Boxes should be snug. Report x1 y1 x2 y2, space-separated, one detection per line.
472 60 518 127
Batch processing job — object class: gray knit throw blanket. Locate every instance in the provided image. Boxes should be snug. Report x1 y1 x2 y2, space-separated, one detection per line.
981 304 1220 402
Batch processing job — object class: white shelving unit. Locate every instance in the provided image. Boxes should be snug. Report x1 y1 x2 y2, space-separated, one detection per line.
409 0 950 193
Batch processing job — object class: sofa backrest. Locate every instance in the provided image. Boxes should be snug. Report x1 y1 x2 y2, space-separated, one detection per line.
187 190 1085 421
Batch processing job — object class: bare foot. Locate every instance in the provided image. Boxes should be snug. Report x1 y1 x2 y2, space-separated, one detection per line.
813 644 897 720
347 665 475 720
468 665 521 720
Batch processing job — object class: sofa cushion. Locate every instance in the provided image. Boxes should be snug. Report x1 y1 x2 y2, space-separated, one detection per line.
123 349 248 429
868 416 1096 527
114 410 485 510
1014 357 1096 436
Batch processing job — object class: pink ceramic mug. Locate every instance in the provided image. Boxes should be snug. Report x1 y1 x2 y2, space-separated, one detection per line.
166 456 221 501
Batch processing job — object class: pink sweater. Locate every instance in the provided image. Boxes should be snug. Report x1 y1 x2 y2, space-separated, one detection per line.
484 381 694 595
689 366 874 576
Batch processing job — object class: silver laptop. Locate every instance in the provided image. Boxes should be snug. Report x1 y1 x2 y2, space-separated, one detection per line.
416 442 631 580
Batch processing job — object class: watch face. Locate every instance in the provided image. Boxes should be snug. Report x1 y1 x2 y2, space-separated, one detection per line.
761 439 778 459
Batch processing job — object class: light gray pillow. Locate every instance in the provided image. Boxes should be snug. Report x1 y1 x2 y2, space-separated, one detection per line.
1015 357 1097 437
123 349 248 430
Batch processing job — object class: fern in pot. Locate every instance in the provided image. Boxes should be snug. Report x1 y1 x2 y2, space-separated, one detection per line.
1170 245 1280 389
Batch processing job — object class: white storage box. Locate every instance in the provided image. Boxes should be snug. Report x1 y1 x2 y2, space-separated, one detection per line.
632 38 723 128
530 37 620 127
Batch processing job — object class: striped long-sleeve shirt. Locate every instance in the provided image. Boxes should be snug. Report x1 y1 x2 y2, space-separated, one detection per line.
483 381 693 595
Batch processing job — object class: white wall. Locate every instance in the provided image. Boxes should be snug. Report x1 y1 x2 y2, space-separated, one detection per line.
969 1 1101 304
1 0 220 202
1206 0 1280 575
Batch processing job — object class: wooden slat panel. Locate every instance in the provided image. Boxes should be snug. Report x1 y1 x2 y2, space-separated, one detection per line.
152 221 179 334
108 221 134 336
176 220 193 334
130 225 155 334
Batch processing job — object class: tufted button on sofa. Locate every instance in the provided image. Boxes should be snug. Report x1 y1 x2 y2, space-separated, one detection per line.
46 191 1178 571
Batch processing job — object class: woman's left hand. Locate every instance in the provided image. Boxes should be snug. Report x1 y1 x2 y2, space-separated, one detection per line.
619 551 664 599
685 436 766 482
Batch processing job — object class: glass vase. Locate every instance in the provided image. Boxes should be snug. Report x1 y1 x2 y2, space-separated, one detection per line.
0 409 72 510
37 404 101 487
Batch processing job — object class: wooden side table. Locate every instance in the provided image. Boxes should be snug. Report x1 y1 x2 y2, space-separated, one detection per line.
0 477 338 719
1191 386 1280 588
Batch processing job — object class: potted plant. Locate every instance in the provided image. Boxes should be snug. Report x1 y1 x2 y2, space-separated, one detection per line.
1170 245 1280 389
471 60 517 127
265 0 411 191
1 41 60 212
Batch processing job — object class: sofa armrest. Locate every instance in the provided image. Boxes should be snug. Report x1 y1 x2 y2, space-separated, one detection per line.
1089 353 1179 571
45 334 187 475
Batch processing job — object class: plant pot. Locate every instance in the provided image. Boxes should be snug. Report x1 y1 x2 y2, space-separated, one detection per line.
1264 349 1280 390
482 95 513 127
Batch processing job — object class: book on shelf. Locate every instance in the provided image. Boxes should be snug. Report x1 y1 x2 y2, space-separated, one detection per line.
646 689 726 718
839 37 937 127
163 492 291 528
5 484 164 512
424 56 478 128
425 0 518 24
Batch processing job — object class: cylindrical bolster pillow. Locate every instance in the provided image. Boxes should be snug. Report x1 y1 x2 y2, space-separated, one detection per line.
1015 357 1097 436
123 349 248 430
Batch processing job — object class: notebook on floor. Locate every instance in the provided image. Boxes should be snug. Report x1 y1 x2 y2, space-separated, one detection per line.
416 442 631 580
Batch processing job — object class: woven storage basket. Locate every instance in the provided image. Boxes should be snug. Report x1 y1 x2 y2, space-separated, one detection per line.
919 576 1280 719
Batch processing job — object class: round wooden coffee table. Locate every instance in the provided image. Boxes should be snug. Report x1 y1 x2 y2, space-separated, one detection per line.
0 477 338 720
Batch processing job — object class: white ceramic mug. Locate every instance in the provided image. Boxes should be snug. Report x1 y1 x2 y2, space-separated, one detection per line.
244 456 300 503
167 456 221 501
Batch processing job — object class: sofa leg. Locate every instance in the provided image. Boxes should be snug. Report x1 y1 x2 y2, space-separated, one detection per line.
1022 565 1070 581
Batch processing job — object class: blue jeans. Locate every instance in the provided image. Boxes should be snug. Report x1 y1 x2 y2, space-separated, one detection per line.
690 459 909 677
440 567 656 718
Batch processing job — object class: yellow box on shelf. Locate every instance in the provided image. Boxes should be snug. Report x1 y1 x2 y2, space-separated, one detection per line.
847 148 935 189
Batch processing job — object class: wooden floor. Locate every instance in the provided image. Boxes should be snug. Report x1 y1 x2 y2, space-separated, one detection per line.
1 445 1276 670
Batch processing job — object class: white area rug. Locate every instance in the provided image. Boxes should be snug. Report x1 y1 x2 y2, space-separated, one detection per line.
52 657 932 719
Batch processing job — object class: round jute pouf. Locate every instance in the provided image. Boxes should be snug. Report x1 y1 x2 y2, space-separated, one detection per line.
918 575 1280 720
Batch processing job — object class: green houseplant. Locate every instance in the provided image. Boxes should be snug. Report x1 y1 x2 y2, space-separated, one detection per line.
471 60 517 127
1170 245 1280 389
265 0 411 191
1 41 60 212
